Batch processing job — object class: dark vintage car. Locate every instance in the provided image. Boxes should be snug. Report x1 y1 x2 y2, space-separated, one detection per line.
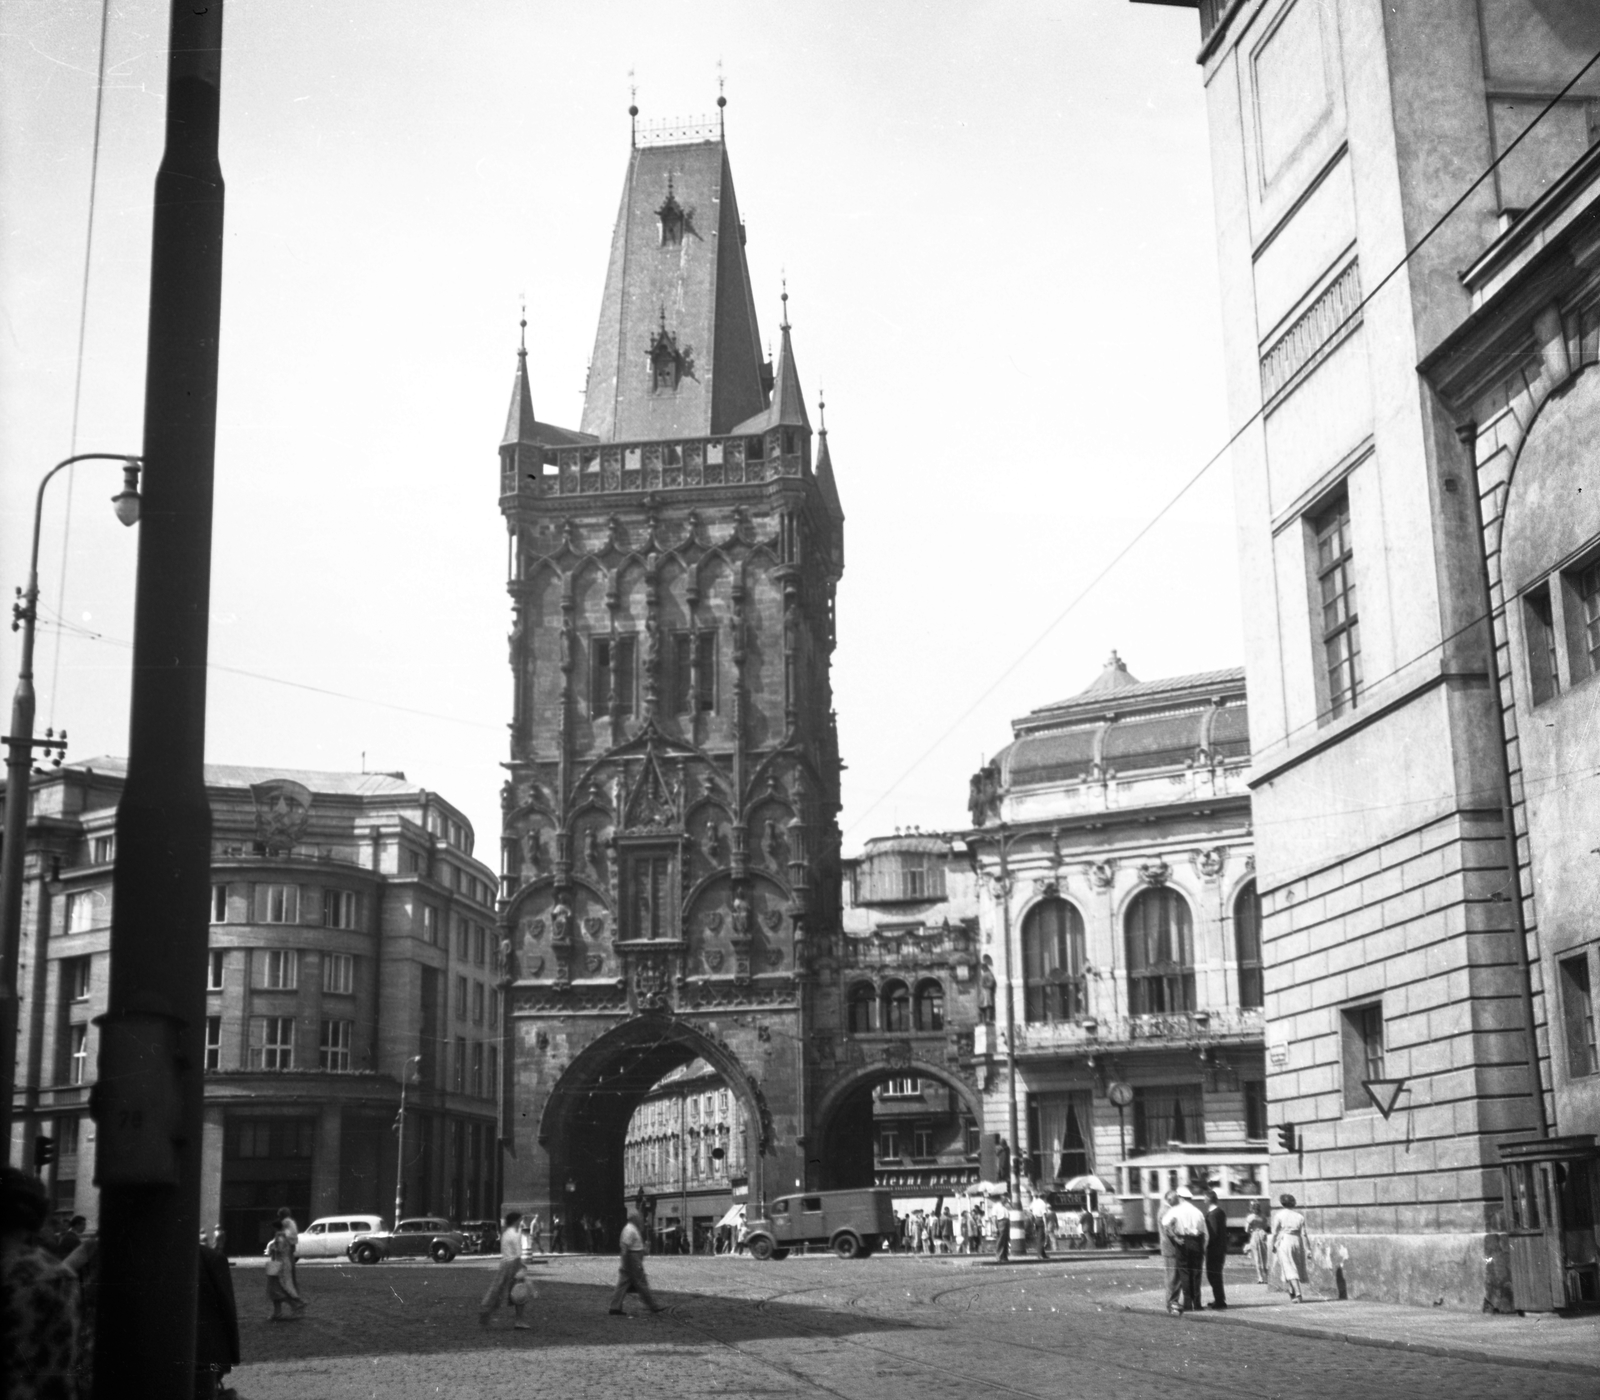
348 1216 467 1264
458 1220 499 1255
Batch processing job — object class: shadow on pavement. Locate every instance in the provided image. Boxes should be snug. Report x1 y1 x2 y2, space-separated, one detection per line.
237 1263 918 1362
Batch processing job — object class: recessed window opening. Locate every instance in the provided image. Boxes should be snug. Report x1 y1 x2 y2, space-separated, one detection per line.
1313 491 1361 718
1523 582 1561 706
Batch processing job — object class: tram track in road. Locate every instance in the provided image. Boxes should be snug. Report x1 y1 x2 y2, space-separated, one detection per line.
661 1266 1268 1400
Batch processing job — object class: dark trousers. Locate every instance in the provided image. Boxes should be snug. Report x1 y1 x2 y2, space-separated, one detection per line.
1177 1239 1205 1311
1206 1249 1227 1307
609 1250 660 1312
994 1228 1009 1262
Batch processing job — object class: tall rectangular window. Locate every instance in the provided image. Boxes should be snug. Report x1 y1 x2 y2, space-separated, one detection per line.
323 952 353 996
1577 560 1600 676
1312 492 1361 718
471 1041 484 1098
456 975 468 1018
1233 884 1263 1010
591 635 637 716
68 1024 89 1085
92 834 115 864
1341 1002 1385 1110
205 1016 222 1070
1559 954 1598 1078
419 966 439 1088
207 950 225 991
454 1036 467 1093
487 1044 498 1101
1132 1084 1204 1150
696 631 716 712
913 1125 934 1159
66 891 96 934
488 987 500 1031
670 632 693 714
323 888 360 930
259 949 299 990
472 981 484 1025
1244 1080 1268 1140
210 884 229 923
473 924 486 967
319 1019 353 1072
878 1128 900 1160
262 884 300 924
629 855 674 940
422 905 439 945
63 957 91 1002
1523 583 1561 706
249 1016 295 1070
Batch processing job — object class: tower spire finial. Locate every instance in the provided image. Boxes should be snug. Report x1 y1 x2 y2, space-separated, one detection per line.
818 386 826 434
780 271 789 331
717 59 726 138
519 295 527 357
628 69 639 147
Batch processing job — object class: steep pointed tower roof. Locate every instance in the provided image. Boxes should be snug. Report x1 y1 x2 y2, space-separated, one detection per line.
768 291 810 429
814 392 844 526
580 135 767 442
501 314 539 449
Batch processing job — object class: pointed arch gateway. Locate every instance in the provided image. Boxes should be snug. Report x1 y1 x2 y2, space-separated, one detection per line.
813 1059 987 1193
535 1015 772 1239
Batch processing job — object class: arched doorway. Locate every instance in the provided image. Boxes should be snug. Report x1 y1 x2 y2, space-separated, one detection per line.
536 1016 768 1251
814 1061 986 1197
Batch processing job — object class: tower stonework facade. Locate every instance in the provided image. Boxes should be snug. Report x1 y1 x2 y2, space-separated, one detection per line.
496 126 846 1230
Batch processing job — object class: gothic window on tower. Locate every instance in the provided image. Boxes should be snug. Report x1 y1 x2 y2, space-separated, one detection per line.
590 635 637 716
669 631 717 714
656 183 685 246
627 853 675 941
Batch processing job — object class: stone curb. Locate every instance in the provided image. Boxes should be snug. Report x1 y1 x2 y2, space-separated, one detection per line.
1110 1299 1600 1378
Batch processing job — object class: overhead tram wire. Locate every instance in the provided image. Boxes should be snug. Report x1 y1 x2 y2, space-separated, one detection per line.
45 0 114 730
843 42 1600 840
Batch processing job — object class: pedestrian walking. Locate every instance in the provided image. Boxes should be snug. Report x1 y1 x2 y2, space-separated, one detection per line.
197 1238 241 1396
1 1165 80 1400
264 1220 306 1320
507 1265 536 1330
1269 1193 1309 1302
1029 1193 1051 1260
1156 1190 1181 1313
1202 1189 1229 1309
480 1211 526 1327
1244 1200 1269 1284
1162 1190 1208 1313
609 1208 665 1316
993 1197 1011 1263
276 1206 303 1299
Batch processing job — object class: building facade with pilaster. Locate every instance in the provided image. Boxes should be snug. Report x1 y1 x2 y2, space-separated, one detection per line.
5 758 498 1252
966 657 1264 1217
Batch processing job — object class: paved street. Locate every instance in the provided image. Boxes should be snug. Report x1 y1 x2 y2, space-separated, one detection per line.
228 1253 1596 1399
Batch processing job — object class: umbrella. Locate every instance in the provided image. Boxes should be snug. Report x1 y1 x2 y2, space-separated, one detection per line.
1062 1175 1110 1193
716 1204 745 1229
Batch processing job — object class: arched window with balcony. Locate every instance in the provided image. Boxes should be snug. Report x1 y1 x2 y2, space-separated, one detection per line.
914 979 945 1031
1022 898 1087 1023
1124 887 1195 1015
1233 881 1263 1009
881 979 912 1033
847 982 877 1035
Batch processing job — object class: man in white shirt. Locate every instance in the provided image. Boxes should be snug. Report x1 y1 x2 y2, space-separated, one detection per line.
1162 1190 1209 1313
609 1208 665 1316
479 1211 525 1327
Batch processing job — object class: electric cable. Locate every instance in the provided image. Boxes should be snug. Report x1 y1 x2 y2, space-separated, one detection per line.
842 42 1600 839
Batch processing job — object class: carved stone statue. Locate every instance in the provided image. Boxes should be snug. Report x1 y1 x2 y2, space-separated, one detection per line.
525 828 545 871
730 893 752 939
968 763 1001 826
583 826 601 874
550 897 574 945
762 819 784 868
702 820 723 866
977 954 997 1024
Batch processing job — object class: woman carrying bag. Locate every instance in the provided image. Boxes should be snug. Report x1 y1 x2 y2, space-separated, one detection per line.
265 1221 306 1321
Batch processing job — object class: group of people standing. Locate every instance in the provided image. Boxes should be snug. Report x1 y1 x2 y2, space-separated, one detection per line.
1159 1188 1311 1313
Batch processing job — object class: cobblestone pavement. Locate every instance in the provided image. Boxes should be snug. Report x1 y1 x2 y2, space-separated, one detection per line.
227 1254 1597 1400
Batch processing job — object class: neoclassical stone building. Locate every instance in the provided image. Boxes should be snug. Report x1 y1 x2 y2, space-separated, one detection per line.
966 657 1264 1210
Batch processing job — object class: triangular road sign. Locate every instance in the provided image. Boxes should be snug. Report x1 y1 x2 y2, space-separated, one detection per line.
1362 1078 1408 1120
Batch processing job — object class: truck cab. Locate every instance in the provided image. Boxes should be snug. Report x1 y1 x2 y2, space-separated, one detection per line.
743 1188 896 1260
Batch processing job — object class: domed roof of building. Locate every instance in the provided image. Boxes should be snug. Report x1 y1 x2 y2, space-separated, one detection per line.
983 656 1249 792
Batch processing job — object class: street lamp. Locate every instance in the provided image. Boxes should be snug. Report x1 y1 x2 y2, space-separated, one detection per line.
0 452 141 1152
393 1054 423 1225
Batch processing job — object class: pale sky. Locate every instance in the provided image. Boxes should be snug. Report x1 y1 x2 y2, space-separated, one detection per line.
0 0 1235 858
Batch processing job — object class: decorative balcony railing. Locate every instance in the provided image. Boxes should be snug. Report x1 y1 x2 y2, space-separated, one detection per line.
998 1006 1264 1055
503 432 809 502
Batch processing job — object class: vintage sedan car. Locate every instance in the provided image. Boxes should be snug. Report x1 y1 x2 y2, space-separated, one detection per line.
299 1215 386 1260
348 1216 466 1264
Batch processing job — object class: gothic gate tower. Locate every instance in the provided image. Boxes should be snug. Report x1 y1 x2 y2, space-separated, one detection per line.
496 112 844 1231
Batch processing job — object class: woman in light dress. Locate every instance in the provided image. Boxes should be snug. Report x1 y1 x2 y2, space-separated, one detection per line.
1269 1193 1309 1301
1244 1200 1270 1284
265 1219 306 1320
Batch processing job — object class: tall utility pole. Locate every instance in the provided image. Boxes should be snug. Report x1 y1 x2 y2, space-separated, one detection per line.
92 6 225 1398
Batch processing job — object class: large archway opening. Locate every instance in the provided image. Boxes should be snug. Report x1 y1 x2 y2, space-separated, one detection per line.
816 1062 986 1206
537 1017 766 1253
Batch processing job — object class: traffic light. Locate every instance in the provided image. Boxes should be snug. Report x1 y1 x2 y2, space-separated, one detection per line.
33 1135 55 1170
1275 1123 1297 1154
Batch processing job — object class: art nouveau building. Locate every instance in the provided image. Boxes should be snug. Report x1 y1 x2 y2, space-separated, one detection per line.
6 759 499 1251
966 658 1263 1204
